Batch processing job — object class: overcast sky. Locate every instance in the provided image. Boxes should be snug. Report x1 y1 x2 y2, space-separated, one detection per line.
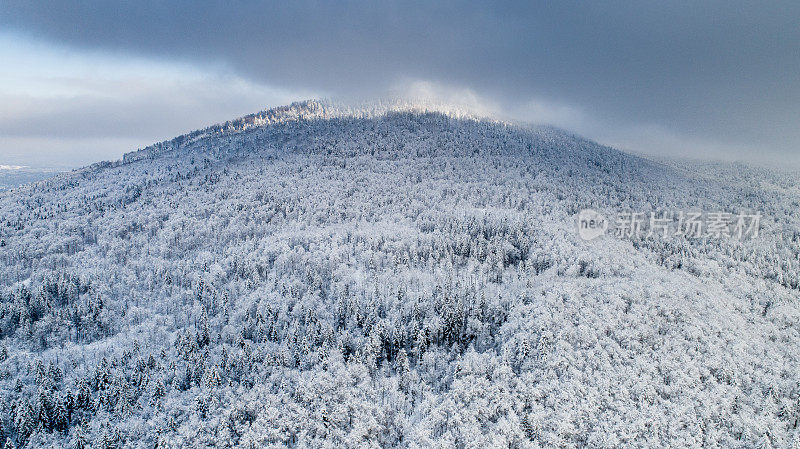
1 1 799 168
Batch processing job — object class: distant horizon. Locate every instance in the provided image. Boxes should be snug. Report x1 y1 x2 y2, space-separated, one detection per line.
4 97 799 173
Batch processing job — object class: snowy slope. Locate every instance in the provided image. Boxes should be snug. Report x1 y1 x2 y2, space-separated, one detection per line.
0 100 798 448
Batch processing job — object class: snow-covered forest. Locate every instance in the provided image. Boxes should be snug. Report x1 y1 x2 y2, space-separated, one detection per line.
0 100 798 448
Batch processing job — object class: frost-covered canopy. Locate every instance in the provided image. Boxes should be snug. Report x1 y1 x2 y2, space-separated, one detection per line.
0 102 798 448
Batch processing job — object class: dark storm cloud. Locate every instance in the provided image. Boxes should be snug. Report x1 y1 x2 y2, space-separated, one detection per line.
2 0 799 162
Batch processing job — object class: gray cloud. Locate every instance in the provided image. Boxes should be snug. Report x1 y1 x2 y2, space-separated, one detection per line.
2 0 799 164
0 81 300 139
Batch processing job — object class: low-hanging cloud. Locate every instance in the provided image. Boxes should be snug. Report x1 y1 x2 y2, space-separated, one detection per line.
1 0 799 166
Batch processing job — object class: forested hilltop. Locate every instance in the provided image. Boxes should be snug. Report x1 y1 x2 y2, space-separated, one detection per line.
0 101 798 448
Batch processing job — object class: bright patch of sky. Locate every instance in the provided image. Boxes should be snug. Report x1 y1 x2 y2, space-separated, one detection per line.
0 32 317 168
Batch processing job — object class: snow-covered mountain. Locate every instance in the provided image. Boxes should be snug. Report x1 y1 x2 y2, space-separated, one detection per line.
0 100 798 448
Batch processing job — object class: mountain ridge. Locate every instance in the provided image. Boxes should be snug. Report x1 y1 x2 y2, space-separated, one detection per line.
117 99 606 166
0 100 798 448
